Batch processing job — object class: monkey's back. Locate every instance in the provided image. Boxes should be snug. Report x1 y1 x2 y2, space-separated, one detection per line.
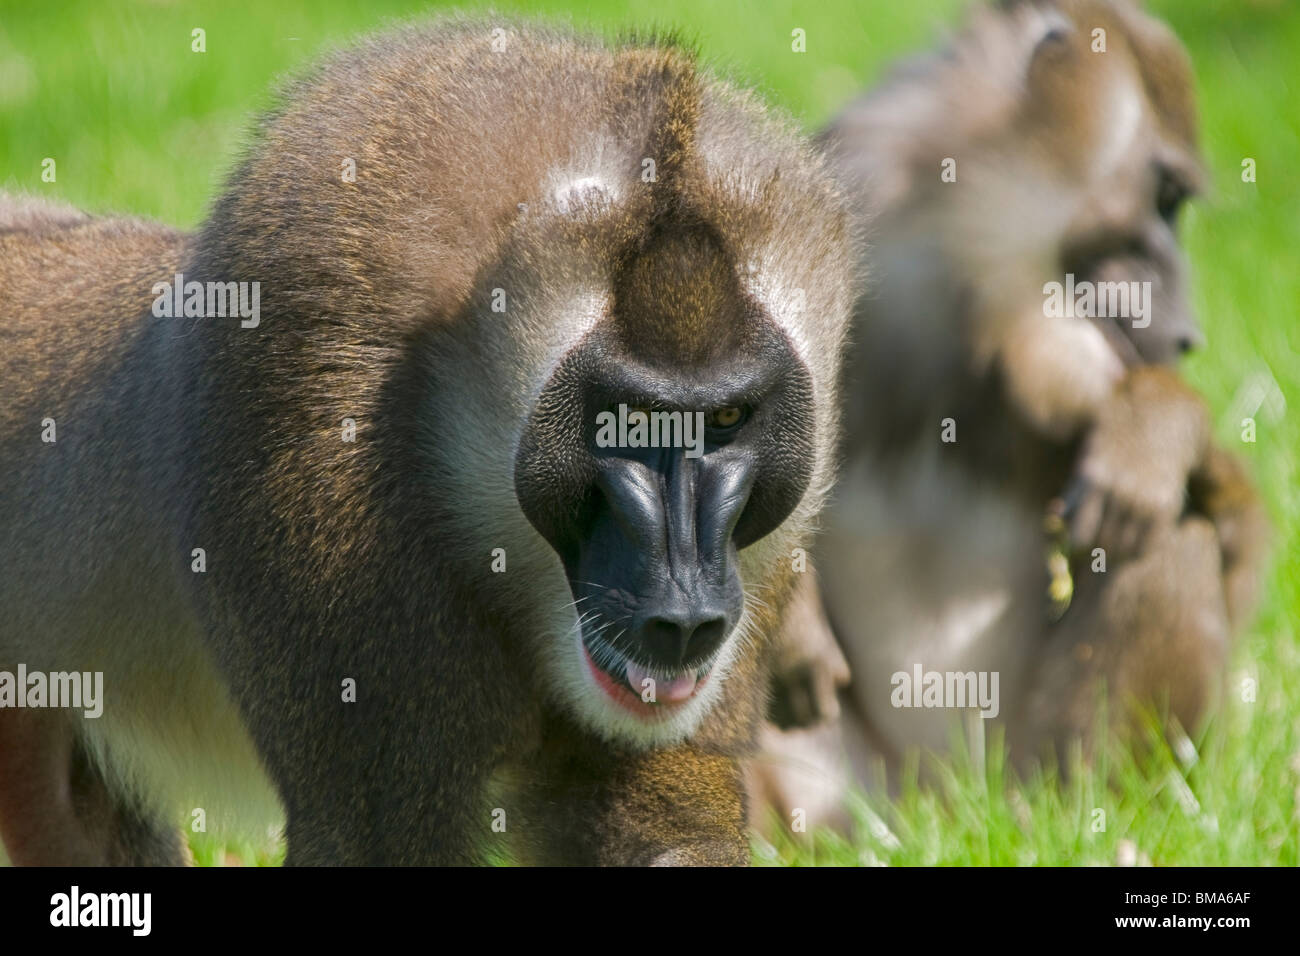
0 198 190 577
0 198 184 438
0 198 281 827
0 194 195 652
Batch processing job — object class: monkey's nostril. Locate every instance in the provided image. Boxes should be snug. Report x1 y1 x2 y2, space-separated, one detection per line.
690 617 728 658
643 618 689 663
640 614 729 669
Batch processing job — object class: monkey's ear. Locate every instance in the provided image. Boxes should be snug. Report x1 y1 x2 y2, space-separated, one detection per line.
1021 9 1078 103
1026 13 1075 68
994 0 1071 17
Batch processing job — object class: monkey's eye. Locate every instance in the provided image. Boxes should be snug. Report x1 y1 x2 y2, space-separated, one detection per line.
706 406 747 432
1156 171 1190 226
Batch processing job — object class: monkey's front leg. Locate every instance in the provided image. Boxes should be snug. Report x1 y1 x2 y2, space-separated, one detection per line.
512 733 750 866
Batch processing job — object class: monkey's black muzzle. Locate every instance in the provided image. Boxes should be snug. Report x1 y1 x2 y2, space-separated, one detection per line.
572 448 749 671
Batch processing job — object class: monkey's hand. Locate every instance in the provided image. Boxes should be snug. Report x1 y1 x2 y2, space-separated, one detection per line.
767 568 850 729
597 747 751 866
515 739 751 866
1060 366 1211 564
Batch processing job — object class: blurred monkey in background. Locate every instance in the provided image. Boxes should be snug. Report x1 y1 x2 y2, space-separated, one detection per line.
754 0 1268 828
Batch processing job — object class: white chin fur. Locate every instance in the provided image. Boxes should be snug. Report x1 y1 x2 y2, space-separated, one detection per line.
544 620 741 750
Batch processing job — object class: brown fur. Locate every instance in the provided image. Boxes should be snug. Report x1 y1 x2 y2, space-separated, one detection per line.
0 17 853 865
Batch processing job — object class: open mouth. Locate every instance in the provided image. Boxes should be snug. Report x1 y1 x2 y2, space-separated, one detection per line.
580 634 716 717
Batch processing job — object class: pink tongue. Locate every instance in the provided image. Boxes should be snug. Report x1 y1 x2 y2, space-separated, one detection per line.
625 661 698 703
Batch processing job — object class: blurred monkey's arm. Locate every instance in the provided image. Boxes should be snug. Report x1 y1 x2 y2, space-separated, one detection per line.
1189 443 1270 630
767 567 849 730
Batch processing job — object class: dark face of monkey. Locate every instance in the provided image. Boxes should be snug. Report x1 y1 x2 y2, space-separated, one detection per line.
515 224 816 721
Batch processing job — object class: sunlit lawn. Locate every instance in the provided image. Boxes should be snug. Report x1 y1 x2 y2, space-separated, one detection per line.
3 0 1295 865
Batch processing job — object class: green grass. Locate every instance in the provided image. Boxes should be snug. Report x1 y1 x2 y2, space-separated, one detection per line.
3 0 1295 865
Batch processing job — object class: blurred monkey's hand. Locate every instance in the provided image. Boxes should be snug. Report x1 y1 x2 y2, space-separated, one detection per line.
1062 366 1211 564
